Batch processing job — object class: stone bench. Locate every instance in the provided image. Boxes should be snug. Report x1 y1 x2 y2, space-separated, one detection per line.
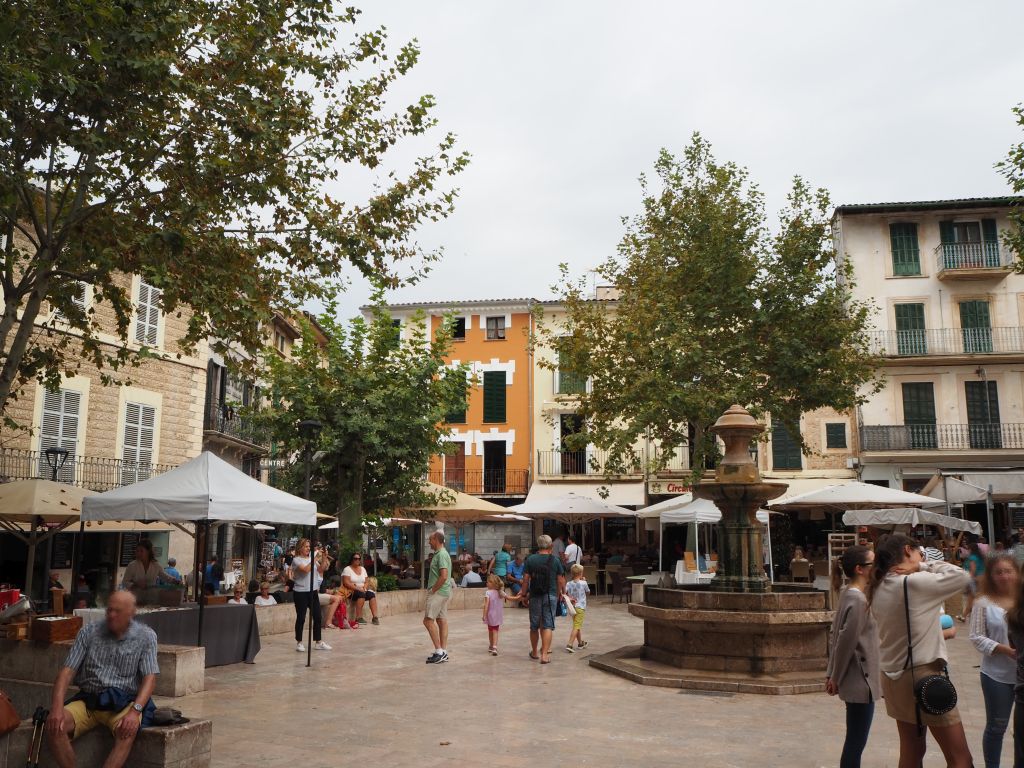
0 718 212 768
0 640 204 698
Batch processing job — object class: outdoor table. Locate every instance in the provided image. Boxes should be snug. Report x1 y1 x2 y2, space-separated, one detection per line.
74 603 261 667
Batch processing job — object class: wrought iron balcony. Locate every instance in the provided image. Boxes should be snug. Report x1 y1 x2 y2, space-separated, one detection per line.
0 448 174 491
203 399 267 450
651 446 692 475
935 242 1013 278
428 468 530 497
860 424 1024 452
536 448 642 477
868 327 1024 357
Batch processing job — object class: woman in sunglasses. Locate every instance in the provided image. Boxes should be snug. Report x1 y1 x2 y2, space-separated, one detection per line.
342 553 380 625
826 545 880 768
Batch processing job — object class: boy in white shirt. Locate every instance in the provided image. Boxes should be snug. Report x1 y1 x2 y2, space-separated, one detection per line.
564 564 590 653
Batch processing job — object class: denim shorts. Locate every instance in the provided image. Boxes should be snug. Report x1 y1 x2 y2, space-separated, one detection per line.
529 594 558 631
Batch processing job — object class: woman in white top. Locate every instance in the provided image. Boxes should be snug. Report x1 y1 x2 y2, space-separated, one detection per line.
969 553 1020 768
253 582 277 607
868 533 973 768
121 540 179 605
227 584 247 605
292 539 331 652
342 553 379 625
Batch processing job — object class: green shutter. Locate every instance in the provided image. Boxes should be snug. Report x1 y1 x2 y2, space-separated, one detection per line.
894 303 927 355
959 300 992 353
965 380 1001 449
939 220 955 244
825 423 847 449
771 423 802 470
889 223 921 276
557 349 587 395
901 382 936 450
483 371 506 423
444 371 468 424
981 218 999 267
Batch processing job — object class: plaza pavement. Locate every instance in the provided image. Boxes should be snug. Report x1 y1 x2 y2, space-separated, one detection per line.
183 596 1009 767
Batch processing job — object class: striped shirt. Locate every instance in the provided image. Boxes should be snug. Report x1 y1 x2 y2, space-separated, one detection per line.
64 620 159 695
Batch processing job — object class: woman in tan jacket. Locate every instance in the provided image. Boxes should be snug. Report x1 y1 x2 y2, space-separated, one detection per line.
826 545 881 768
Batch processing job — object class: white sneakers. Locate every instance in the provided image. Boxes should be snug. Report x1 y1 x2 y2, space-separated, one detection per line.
296 642 306 652
314 640 332 651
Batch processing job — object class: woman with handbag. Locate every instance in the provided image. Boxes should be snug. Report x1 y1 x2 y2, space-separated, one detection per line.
826 545 880 768
868 533 973 768
970 554 1020 767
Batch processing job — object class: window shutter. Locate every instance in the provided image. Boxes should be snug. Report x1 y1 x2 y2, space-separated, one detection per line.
894 303 927 355
39 389 80 482
771 423 802 470
889 223 921 276
445 372 468 424
121 402 156 485
981 218 998 243
482 371 506 423
557 349 587 395
824 423 847 450
939 220 955 244
134 281 162 346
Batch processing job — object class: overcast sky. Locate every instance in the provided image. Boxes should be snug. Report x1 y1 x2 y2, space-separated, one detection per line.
331 1 1024 318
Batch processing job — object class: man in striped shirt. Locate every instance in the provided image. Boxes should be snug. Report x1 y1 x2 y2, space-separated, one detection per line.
46 590 158 768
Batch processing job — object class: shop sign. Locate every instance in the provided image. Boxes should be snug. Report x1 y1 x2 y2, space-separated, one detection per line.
647 480 690 496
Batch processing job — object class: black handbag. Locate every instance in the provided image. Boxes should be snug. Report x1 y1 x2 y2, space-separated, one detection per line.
902 576 957 727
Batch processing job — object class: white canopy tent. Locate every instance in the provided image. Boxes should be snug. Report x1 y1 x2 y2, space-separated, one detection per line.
842 507 983 535
769 481 944 511
509 491 636 525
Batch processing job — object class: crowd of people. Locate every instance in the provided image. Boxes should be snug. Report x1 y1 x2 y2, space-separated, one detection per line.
826 532 1024 768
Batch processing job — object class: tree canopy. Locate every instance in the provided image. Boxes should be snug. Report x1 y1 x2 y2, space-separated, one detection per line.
258 303 468 545
0 0 467 423
538 134 880 475
998 103 1024 263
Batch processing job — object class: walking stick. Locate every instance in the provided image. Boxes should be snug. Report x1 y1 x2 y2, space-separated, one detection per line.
27 706 47 768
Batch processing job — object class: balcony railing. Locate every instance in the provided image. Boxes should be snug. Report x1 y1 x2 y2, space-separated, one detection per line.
868 327 1024 357
651 446 691 475
860 424 1024 452
935 242 1012 273
204 399 267 449
428 469 530 497
537 448 642 477
0 448 174 491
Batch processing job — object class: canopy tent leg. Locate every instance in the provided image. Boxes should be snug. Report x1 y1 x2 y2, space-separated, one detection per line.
196 521 208 649
24 537 37 606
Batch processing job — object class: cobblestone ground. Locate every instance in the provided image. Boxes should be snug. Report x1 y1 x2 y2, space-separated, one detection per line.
183 598 1007 768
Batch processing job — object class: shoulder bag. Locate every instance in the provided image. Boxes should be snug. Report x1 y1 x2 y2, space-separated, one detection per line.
903 576 957 729
0 689 19 736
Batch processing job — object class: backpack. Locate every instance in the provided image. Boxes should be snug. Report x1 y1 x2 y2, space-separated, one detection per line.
529 555 556 597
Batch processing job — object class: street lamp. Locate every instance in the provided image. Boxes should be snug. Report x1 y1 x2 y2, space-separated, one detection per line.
43 447 70 482
297 419 322 668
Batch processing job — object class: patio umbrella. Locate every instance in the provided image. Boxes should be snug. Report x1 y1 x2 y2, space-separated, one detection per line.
483 513 532 522
509 491 636 525
842 508 982 535
400 482 508 522
769 481 943 511
0 479 92 602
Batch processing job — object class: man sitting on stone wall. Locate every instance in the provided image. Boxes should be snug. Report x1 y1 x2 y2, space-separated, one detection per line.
46 590 158 768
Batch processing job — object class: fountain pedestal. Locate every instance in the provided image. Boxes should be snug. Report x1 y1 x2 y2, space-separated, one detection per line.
591 405 831 694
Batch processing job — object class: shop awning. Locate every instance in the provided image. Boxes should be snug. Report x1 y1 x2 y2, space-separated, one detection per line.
521 480 645 508
842 508 982 535
922 472 1024 504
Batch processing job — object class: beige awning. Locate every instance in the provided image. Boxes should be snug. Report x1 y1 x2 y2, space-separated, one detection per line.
520 480 645 508
399 482 508 523
0 479 92 525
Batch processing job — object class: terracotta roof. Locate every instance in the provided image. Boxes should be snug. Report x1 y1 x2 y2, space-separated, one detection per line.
834 196 1024 216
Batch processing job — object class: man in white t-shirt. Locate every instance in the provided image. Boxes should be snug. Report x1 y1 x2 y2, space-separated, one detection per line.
564 534 582 567
552 534 566 564
459 565 483 588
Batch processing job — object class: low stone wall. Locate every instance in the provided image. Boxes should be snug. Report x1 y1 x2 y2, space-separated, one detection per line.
0 717 212 768
256 588 485 637
0 639 205 698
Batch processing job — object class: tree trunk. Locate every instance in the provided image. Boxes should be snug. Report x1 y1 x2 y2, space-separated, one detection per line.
0 281 47 412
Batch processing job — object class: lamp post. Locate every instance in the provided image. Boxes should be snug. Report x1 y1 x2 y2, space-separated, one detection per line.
43 447 70 482
298 419 322 668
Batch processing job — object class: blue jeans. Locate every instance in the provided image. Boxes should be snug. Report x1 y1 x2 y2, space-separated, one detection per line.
982 672 1015 768
840 700 874 768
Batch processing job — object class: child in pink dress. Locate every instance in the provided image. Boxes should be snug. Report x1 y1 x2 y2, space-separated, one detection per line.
482 573 512 656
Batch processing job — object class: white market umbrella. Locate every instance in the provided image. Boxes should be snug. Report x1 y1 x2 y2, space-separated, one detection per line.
769 480 943 512
638 492 696 519
484 513 531 522
842 507 982 535
509 492 636 525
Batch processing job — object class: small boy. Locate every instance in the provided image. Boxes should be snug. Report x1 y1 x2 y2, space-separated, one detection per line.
564 563 590 652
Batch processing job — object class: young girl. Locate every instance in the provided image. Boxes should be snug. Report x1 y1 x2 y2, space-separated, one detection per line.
868 533 972 768
482 573 512 656
826 545 880 768
969 554 1020 768
565 563 590 653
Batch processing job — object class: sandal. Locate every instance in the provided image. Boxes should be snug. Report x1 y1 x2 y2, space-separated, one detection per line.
540 657 551 664
529 652 540 660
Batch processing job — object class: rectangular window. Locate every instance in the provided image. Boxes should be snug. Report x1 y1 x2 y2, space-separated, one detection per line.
485 316 506 340
445 372 468 424
959 300 992 354
54 282 87 323
771 423 802 470
39 388 80 482
889 222 921 276
825 423 847 450
274 332 286 353
894 303 927 356
444 449 465 492
121 402 156 485
965 380 1001 449
451 318 466 340
134 280 162 347
557 349 587 395
901 382 937 450
483 441 507 494
482 371 506 423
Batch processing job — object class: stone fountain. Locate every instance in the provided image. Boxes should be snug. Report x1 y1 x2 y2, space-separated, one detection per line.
590 405 832 694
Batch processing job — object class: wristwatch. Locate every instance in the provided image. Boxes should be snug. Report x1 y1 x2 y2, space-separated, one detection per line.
131 703 144 714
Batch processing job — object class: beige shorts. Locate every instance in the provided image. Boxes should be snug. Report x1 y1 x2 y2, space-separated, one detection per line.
424 591 451 620
881 660 962 727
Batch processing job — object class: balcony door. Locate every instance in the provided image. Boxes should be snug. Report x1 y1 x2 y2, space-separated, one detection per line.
559 414 586 474
894 303 927 356
483 441 506 494
445 449 465 492
39 388 80 483
901 383 937 450
966 381 1001 449
959 300 992 354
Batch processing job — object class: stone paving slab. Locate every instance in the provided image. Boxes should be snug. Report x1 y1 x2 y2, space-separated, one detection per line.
179 597 1006 767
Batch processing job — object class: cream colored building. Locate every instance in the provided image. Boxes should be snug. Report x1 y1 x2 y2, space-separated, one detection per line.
834 196 1024 497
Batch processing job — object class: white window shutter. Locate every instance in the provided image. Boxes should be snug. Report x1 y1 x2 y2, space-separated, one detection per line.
39 389 80 482
134 281 162 346
121 402 156 485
